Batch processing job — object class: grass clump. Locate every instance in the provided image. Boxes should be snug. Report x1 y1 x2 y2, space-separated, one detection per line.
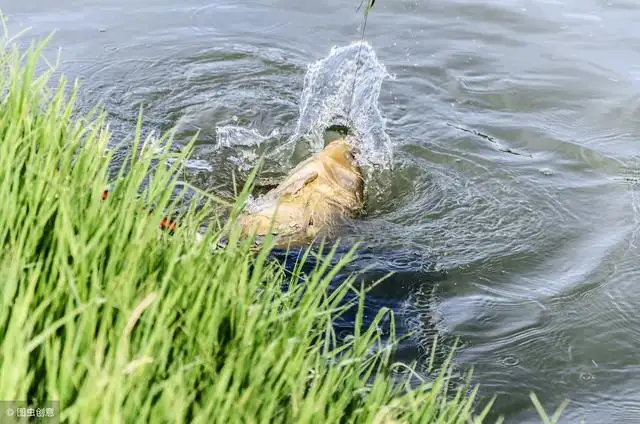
0 28 505 423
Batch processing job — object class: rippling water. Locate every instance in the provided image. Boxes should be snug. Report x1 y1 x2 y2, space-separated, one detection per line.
5 0 640 421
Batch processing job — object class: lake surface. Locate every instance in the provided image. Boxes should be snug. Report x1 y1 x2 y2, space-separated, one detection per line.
5 0 640 422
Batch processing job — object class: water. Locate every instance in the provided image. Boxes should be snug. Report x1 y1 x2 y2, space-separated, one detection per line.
4 0 640 421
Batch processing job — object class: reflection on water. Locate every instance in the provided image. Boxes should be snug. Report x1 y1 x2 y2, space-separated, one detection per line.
6 0 640 421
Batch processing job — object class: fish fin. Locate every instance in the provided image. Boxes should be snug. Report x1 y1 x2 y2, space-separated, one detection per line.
272 168 318 197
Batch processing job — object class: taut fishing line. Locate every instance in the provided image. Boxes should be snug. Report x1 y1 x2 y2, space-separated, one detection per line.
346 0 376 128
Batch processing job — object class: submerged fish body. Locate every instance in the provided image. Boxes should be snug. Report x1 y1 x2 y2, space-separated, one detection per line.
236 137 365 248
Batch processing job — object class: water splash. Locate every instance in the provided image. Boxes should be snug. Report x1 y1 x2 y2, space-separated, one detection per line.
287 41 395 170
212 125 279 172
216 125 273 148
200 42 395 175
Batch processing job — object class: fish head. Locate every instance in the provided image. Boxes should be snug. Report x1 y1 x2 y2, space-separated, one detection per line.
320 138 361 172
318 137 365 205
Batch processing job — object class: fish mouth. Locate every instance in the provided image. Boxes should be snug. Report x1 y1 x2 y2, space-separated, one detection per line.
322 116 363 161
323 115 355 145
324 123 352 137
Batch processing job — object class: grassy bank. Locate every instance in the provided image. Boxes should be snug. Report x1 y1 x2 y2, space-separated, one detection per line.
0 27 566 422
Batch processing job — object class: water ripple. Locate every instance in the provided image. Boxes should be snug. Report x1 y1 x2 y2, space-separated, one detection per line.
10 0 640 421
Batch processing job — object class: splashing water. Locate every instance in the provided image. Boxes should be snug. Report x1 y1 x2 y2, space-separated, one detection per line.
216 125 274 148
205 42 395 180
213 126 280 171
287 41 395 170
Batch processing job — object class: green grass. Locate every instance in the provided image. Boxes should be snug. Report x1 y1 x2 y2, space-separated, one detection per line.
0 24 567 423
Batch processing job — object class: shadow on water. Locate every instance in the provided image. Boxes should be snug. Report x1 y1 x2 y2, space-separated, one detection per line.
269 244 450 367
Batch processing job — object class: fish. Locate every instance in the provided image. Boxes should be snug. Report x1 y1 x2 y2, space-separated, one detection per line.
236 136 365 249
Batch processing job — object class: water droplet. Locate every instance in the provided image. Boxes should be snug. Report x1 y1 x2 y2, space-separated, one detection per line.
579 372 594 382
539 168 554 176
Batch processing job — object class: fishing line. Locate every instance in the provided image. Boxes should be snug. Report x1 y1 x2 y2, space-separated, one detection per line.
346 0 375 127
